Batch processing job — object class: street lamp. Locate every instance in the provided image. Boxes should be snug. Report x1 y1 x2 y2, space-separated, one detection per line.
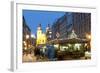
87 35 91 40
23 41 27 51
86 34 91 40
23 41 26 46
24 47 27 50
23 41 26 44
26 35 29 39
49 31 52 34
31 34 35 38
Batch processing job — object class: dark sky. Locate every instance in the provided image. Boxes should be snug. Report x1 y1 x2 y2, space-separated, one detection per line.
23 10 65 35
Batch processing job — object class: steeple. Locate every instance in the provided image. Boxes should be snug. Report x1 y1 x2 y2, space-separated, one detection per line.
36 24 47 45
37 24 42 30
47 24 50 27
46 24 50 32
38 24 41 27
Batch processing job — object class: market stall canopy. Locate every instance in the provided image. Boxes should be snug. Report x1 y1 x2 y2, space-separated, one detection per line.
49 38 89 44
49 30 89 44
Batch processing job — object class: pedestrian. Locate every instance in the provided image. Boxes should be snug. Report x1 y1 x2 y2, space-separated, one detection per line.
46 43 56 61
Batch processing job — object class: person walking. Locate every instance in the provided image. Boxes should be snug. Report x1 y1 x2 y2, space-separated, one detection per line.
46 43 56 61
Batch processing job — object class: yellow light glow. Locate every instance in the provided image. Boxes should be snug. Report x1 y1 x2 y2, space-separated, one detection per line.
88 35 91 39
23 41 27 46
23 41 26 44
85 43 87 47
26 35 29 39
24 47 27 50
54 44 59 48
24 43 26 46
28 45 30 47
36 29 47 45
49 31 52 34
68 44 71 47
86 34 91 40
74 44 81 50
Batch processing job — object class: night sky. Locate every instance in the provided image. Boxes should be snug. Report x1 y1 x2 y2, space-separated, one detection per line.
23 10 65 35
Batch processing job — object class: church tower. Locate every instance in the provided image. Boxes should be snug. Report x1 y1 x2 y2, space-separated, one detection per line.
36 24 47 46
46 24 50 32
37 24 42 38
46 24 52 41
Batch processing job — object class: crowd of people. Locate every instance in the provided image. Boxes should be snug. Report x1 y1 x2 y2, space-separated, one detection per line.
23 43 57 62
22 43 91 62
34 43 57 61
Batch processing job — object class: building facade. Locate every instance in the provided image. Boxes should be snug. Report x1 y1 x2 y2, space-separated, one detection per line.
51 12 91 39
52 12 73 39
46 24 52 42
73 13 91 39
23 16 31 50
